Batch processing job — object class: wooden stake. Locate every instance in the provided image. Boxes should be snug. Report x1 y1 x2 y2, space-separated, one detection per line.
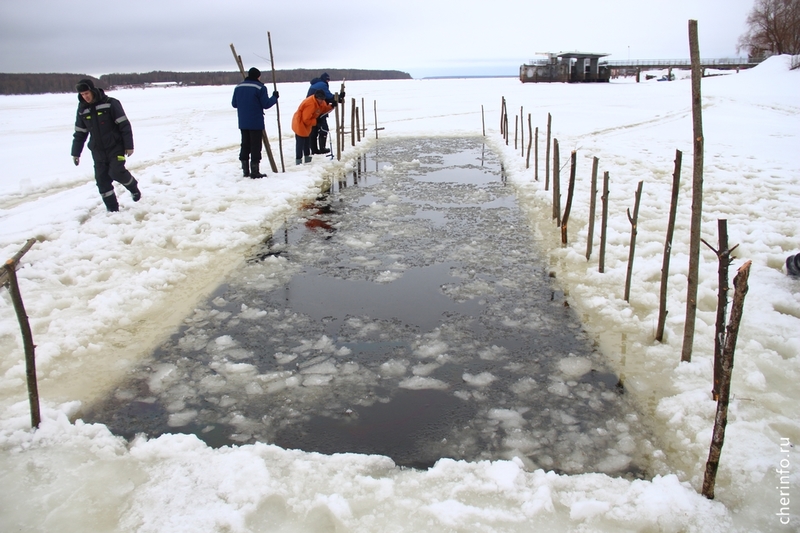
534 126 539 181
552 139 561 225
561 150 577 245
500 97 505 134
361 97 366 137
351 97 356 147
702 260 751 499
545 113 552 191
681 19 705 363
266 32 285 172
514 115 518 150
335 101 341 160
702 220 738 399
356 106 361 143
2 238 40 429
599 171 610 273
586 156 599 260
229 43 278 173
624 181 644 302
481 105 486 136
519 106 524 156
656 150 683 342
525 114 532 169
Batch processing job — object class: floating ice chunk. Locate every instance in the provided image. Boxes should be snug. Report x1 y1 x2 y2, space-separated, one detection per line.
510 377 537 395
212 296 227 307
547 381 571 397
487 408 525 428
312 335 338 353
463 372 496 387
274 352 297 365
379 359 408 377
414 340 448 359
557 356 592 378
412 362 440 376
167 409 198 427
375 270 403 283
222 362 256 374
213 335 236 349
595 453 632 473
478 345 507 360
245 382 264 395
239 303 267 320
148 363 177 393
399 376 448 390
303 374 333 386
335 346 352 356
301 360 338 375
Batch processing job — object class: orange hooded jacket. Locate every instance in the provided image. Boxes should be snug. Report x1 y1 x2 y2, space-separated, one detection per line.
291 95 334 137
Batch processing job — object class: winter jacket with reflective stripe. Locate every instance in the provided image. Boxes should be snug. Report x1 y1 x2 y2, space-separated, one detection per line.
71 88 133 160
232 78 278 130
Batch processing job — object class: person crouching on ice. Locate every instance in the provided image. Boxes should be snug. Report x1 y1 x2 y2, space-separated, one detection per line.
292 90 334 165
71 79 141 212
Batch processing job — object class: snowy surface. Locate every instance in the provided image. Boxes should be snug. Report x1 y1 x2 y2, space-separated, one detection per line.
0 56 798 531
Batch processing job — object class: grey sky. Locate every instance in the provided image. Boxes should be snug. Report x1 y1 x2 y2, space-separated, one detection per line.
0 0 755 78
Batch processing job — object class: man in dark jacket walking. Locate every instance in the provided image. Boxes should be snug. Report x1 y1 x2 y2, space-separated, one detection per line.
71 79 141 212
306 72 342 155
232 67 279 178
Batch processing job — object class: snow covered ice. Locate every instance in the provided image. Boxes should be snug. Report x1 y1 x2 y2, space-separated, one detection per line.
0 56 798 531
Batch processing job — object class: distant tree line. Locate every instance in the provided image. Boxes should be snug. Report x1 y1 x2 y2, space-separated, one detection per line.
0 69 411 95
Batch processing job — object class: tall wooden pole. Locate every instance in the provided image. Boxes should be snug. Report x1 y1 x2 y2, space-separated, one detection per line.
561 150 577 245
599 171 610 273
552 138 561 225
266 32 285 172
624 181 644 302
545 113 552 191
681 20 705 362
586 156 599 260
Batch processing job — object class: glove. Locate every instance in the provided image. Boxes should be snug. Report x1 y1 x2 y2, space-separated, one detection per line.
272 90 279 99
125 149 134 157
338 93 345 104
73 156 79 166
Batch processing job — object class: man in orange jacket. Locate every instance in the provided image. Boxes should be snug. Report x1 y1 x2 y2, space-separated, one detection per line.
292 90 334 165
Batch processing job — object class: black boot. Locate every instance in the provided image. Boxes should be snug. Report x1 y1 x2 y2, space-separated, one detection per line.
241 160 250 177
318 132 330 154
250 161 264 179
102 193 119 212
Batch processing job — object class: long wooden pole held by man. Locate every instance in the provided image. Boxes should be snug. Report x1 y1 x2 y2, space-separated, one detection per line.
267 32 285 172
229 43 278 174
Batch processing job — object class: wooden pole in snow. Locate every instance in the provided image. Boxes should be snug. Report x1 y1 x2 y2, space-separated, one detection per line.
561 150 577 245
545 113 552 191
599 171 610 273
586 156 599 260
681 19 705 363
624 181 644 302
266 32 285 172
702 260 751 499
656 149 683 342
526 114 532 169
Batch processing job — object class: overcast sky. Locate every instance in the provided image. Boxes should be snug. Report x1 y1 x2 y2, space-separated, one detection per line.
0 0 755 78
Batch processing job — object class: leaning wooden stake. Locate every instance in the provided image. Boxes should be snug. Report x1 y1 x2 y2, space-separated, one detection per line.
481 105 486 136
1 238 40 428
519 106 524 157
229 43 278 173
266 32 285 172
656 150 683 341
586 156 599 260
514 115 519 150
702 260 752 500
681 19 705 363
702 220 738 399
624 181 644 302
351 97 357 147
561 150 577 245
361 97 366 137
599 171 610 273
500 97 505 135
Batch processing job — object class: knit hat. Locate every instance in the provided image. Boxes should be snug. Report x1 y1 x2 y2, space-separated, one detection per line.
75 79 96 92
247 67 261 80
320 72 330 82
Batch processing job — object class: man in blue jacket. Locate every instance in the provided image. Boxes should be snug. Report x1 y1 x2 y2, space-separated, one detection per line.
71 79 141 212
232 68 279 178
305 72 342 155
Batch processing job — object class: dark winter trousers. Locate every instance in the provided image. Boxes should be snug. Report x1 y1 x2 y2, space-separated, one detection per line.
93 154 138 211
295 135 311 160
309 115 329 153
239 129 263 163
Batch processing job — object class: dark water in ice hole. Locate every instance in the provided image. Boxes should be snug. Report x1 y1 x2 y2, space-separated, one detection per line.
84 137 652 476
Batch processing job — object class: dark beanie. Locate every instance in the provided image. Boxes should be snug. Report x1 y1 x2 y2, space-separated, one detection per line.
320 72 330 82
247 67 261 79
75 79 96 92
